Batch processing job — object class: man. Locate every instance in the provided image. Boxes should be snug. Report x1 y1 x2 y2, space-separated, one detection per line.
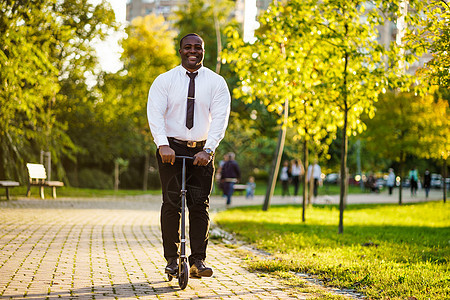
423 169 431 199
409 167 418 196
307 160 322 198
147 33 230 278
386 168 396 195
220 152 240 206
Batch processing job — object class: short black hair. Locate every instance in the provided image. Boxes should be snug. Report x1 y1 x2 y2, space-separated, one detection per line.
179 33 204 49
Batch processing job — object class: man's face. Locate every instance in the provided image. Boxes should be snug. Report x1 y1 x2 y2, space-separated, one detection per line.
179 35 204 72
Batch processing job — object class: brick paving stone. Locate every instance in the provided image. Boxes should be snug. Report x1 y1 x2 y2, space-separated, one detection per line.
0 197 322 299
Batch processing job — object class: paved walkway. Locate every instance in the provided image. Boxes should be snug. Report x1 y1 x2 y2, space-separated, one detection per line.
0 189 443 299
0 196 311 299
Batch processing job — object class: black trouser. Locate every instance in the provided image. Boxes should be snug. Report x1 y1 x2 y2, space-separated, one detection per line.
292 175 299 196
281 180 290 196
313 178 319 197
156 140 214 265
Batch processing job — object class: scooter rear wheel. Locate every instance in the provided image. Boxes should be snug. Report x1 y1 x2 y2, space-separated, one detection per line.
178 261 189 290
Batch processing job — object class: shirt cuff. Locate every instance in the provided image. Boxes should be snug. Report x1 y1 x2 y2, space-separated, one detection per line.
156 135 169 148
204 141 217 152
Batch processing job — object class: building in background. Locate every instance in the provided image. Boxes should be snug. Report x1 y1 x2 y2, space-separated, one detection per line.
126 0 184 22
126 0 271 24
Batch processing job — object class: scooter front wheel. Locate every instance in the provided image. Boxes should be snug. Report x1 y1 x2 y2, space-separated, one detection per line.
178 261 189 290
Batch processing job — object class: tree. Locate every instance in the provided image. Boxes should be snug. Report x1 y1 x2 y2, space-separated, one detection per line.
361 92 445 203
311 0 403 233
0 0 116 182
0 1 60 180
404 0 450 202
405 0 450 89
173 0 235 73
223 0 340 218
92 14 178 189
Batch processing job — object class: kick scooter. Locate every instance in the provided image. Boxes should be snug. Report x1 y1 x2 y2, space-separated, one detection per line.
167 155 192 290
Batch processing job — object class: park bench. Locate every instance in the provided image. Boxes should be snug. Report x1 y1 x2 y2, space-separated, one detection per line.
233 184 248 195
0 181 20 200
26 163 64 199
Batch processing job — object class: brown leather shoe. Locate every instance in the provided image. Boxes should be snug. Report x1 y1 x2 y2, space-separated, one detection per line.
165 258 178 275
189 260 213 278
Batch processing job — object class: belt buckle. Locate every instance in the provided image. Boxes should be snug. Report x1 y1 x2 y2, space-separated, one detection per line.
187 141 196 148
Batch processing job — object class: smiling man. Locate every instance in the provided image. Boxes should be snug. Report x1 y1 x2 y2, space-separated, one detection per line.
147 33 231 278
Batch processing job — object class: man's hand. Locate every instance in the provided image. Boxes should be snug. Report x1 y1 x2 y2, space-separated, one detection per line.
193 151 212 166
159 145 175 165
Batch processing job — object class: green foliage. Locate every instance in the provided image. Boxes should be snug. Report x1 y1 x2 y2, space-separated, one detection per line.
362 91 450 179
77 168 114 189
223 0 408 226
173 0 235 71
1 1 62 180
215 202 450 299
0 0 117 182
405 0 450 89
72 14 178 187
223 0 401 141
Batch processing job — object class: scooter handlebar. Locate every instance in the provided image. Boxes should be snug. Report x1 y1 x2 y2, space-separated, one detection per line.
175 155 194 160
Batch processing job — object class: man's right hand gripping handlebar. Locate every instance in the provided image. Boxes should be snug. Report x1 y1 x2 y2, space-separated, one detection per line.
159 145 176 165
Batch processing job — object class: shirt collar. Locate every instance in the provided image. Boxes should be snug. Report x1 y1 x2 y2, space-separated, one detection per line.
180 65 204 76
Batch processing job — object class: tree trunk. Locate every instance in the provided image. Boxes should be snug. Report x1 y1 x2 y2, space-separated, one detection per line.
339 116 348 234
302 137 308 222
143 152 150 191
114 161 119 191
308 172 313 205
443 158 447 204
338 50 349 235
398 155 404 205
262 121 287 211
213 9 222 74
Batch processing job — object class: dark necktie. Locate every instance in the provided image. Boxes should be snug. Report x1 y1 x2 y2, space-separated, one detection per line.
186 72 197 129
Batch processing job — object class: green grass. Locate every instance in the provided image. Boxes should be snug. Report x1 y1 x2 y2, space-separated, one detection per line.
214 201 450 300
7 180 362 199
4 186 161 199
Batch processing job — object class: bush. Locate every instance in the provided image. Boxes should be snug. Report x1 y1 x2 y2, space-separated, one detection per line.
76 168 113 189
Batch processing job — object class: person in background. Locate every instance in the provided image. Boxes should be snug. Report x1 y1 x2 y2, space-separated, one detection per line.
216 153 229 196
221 152 241 206
386 168 396 195
290 159 304 201
409 167 418 196
367 173 379 193
423 169 431 199
280 160 291 197
246 176 256 199
307 160 322 198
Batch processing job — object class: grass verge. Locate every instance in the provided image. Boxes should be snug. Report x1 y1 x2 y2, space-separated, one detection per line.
4 186 161 199
213 201 449 300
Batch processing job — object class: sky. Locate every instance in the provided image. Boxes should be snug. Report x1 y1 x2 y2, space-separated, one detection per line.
92 0 127 73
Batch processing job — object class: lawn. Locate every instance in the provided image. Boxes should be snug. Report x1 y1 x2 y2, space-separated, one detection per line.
4 185 160 199
5 181 363 200
213 201 450 300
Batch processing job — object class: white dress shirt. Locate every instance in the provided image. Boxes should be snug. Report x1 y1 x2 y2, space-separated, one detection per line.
147 65 231 151
291 164 303 176
307 164 322 180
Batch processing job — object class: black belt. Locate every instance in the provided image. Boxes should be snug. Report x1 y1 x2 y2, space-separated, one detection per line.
168 137 206 148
